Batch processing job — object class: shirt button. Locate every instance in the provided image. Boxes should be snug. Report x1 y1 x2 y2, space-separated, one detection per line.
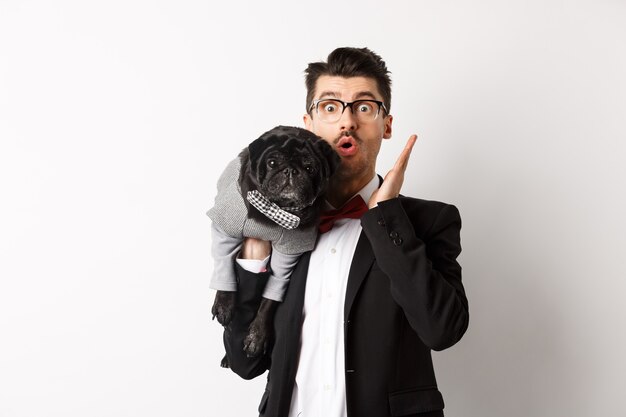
330 248 337 254
326 292 332 298
389 231 399 238
377 219 385 226
324 384 331 390
393 237 403 246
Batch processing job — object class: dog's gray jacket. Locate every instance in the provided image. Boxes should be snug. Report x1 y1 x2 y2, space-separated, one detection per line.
207 156 317 301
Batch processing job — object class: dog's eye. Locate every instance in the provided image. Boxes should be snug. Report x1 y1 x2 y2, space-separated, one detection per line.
305 165 315 173
267 160 277 168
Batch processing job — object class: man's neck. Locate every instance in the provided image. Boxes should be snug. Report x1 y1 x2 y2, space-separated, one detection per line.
326 175 373 208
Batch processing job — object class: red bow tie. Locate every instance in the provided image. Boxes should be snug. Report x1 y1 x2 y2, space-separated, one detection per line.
318 195 369 233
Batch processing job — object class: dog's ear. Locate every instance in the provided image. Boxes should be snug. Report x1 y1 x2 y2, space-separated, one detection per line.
290 126 341 179
247 136 267 162
314 139 341 178
247 132 280 171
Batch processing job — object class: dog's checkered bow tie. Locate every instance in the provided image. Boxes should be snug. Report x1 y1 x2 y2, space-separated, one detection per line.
246 190 301 230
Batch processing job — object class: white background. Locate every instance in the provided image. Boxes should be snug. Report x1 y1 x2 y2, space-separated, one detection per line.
1 1 625 416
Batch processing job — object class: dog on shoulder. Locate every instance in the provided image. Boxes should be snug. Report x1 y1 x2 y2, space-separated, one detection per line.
207 125 340 367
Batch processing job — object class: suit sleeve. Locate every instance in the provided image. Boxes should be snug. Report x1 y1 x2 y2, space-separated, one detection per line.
222 265 271 379
361 198 469 351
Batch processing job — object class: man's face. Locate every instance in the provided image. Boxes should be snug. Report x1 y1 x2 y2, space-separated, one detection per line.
303 75 393 184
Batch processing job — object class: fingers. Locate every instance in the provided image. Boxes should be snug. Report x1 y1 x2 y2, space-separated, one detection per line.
394 134 417 171
374 134 417 204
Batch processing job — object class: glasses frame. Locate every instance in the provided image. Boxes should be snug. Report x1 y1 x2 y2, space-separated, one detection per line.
308 98 389 122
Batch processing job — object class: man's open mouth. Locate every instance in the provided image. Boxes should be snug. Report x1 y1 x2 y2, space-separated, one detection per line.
337 136 358 156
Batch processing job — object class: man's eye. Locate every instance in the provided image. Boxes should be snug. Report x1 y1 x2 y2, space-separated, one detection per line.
357 103 374 113
323 104 337 113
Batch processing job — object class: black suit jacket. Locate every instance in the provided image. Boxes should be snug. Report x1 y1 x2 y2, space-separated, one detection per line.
223 196 469 417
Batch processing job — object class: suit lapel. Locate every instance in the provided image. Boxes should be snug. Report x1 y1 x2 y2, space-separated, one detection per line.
343 231 375 321
271 251 311 416
280 251 310 332
343 175 382 321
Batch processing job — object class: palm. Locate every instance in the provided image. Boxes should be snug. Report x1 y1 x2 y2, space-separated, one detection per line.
368 134 417 208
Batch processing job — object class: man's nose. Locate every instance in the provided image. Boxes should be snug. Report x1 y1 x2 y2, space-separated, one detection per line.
338 105 357 130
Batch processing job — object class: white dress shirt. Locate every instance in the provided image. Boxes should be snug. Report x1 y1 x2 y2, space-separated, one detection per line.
288 176 378 417
236 176 379 417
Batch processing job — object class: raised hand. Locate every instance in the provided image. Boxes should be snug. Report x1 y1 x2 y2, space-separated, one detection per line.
368 134 418 208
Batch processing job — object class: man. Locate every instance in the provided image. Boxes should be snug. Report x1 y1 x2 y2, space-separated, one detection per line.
220 47 469 417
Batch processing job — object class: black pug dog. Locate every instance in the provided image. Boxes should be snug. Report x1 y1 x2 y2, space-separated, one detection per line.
208 125 340 366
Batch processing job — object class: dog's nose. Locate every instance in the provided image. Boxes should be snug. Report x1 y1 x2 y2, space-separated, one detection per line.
283 168 298 176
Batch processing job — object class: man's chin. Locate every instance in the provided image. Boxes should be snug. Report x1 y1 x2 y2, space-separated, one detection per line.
333 161 366 182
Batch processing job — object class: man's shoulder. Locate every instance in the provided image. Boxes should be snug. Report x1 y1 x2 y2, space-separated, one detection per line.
363 195 461 241
398 195 459 214
396 195 461 232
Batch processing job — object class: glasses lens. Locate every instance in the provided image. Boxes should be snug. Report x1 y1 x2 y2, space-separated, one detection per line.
316 99 343 122
352 100 379 120
314 99 382 122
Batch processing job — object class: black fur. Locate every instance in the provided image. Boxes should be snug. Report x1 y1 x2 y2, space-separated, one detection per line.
239 125 339 227
212 126 340 363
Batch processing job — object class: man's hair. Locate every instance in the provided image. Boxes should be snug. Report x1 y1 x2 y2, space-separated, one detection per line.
304 47 392 114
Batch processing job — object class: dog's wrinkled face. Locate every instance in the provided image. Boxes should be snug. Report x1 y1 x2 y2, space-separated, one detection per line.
241 125 340 225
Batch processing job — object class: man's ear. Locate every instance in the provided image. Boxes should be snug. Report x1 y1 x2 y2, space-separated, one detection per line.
383 114 393 140
303 113 313 131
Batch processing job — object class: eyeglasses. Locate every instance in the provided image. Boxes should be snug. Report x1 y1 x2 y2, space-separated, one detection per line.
308 98 388 123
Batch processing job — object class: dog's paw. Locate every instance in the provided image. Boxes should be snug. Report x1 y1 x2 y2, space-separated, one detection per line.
242 298 276 358
243 330 267 358
220 354 230 368
211 291 236 326
243 315 270 358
